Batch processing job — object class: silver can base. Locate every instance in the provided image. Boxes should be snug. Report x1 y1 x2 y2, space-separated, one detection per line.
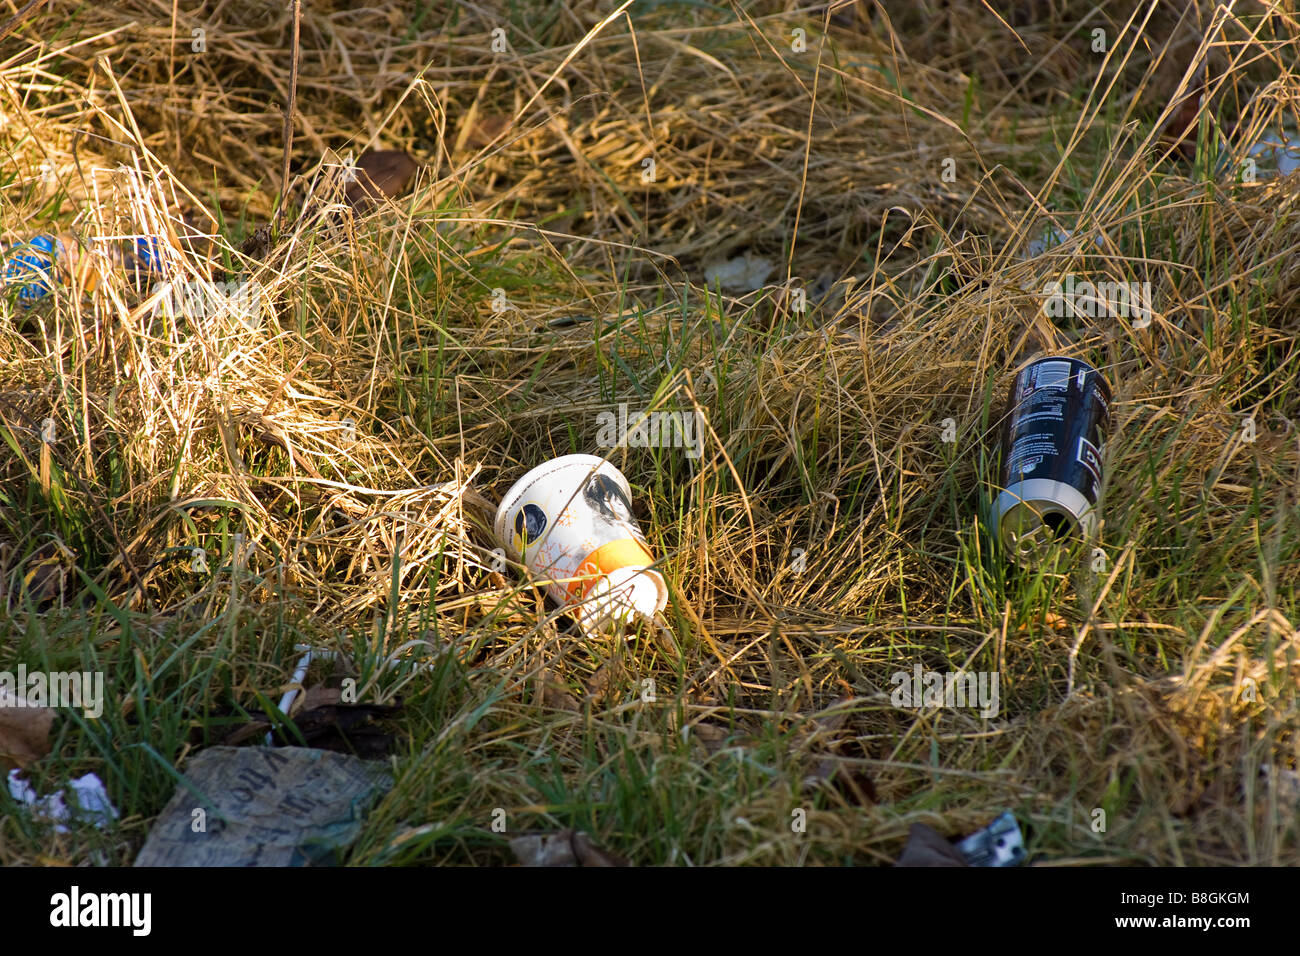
992 478 1098 564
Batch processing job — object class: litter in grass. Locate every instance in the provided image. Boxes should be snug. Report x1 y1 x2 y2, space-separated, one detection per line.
1023 224 1108 259
956 811 1026 867
703 252 775 293
990 356 1112 566
895 812 1025 867
1025 226 1072 259
266 647 339 745
508 829 629 867
2 0 1299 870
225 693 401 758
133 747 391 866
2 232 170 302
7 770 118 832
1 235 63 301
1244 123 1300 180
894 823 970 867
495 455 668 634
1258 764 1300 807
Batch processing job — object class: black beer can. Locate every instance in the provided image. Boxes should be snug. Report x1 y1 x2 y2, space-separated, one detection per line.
991 356 1112 563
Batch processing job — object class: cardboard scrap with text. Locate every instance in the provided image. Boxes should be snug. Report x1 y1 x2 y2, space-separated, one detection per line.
134 746 391 866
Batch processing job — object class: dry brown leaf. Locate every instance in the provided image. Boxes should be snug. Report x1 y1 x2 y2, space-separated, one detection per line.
345 150 420 213
294 684 343 713
584 660 625 705
571 830 629 867
805 756 878 806
538 669 580 712
1160 84 1205 161
689 721 731 755
894 823 969 867
0 687 54 772
464 114 513 151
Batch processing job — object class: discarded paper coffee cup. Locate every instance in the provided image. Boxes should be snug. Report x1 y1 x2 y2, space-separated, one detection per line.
494 454 668 631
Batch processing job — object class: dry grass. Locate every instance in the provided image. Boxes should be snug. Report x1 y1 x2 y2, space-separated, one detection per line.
0 0 1298 866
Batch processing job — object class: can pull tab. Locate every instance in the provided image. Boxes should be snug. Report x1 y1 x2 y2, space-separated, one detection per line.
1010 514 1070 561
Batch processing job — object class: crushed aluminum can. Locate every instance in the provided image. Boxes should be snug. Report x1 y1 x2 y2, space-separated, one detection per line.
956 811 1026 867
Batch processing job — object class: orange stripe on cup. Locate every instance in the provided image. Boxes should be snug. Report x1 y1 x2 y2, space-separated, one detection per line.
565 538 655 603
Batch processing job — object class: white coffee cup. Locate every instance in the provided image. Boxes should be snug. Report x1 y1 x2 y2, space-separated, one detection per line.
494 454 668 632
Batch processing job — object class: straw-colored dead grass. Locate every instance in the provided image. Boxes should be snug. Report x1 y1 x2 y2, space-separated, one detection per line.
1 0 1298 866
